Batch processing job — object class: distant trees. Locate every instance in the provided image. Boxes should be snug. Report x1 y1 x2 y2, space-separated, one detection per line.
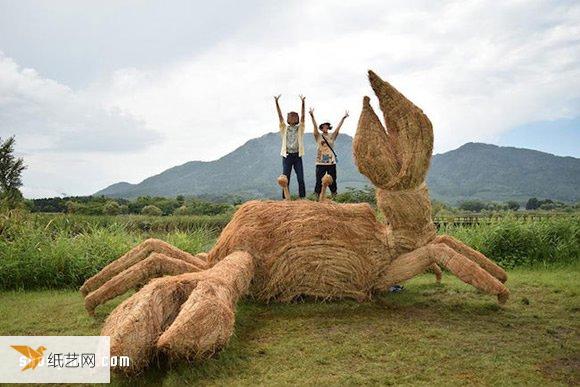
431 200 455 216
506 201 520 211
22 190 578 217
458 200 488 212
333 186 376 205
27 195 234 216
0 136 26 210
526 198 540 210
458 200 520 213
525 197 573 211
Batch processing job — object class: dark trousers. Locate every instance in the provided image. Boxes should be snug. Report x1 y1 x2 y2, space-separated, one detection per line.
315 164 337 194
282 153 306 198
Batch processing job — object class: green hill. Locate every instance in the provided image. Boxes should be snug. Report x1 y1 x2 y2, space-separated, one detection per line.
96 133 580 204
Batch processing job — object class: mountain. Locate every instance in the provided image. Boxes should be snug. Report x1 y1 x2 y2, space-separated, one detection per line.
96 133 368 200
427 143 579 203
96 133 580 204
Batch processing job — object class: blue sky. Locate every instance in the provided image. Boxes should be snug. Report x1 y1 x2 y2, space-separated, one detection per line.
0 0 578 197
497 117 579 158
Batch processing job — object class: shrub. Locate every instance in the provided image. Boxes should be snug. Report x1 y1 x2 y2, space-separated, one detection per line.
66 201 78 214
173 205 189 216
141 205 163 216
526 198 540 210
441 216 579 268
0 211 216 290
103 201 121 215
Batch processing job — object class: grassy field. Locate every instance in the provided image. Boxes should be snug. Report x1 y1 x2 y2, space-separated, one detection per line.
1 211 578 384
1 266 578 386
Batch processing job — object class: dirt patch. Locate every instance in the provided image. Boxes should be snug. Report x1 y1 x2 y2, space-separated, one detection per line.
539 355 580 385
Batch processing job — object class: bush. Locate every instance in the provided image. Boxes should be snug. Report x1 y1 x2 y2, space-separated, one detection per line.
103 201 121 215
141 205 163 216
119 204 129 214
0 211 215 290
174 205 189 216
526 198 540 210
441 216 579 268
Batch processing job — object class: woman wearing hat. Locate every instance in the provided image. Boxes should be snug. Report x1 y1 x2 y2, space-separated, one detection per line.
308 108 349 198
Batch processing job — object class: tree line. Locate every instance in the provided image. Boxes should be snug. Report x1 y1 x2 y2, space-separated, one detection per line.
28 195 234 216
2 136 578 215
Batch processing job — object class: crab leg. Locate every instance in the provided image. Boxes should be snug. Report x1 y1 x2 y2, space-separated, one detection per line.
434 235 507 283
80 238 207 296
102 251 254 374
102 273 199 374
84 253 200 315
430 263 442 282
381 243 509 303
157 251 254 360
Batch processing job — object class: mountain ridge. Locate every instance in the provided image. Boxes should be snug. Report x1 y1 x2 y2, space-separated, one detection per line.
96 133 580 203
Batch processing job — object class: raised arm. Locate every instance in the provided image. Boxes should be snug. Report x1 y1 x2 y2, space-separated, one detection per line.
333 110 349 139
274 94 284 125
299 95 306 125
309 107 319 139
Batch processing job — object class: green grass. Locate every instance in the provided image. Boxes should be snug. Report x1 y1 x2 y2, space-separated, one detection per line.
2 211 578 290
0 210 217 290
1 267 578 386
24 212 233 233
442 215 579 268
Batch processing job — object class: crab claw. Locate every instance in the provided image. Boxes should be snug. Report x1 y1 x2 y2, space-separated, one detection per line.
353 70 433 190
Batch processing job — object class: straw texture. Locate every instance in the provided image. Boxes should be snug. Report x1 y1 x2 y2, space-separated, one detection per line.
277 174 290 200
80 238 207 296
318 173 334 201
207 199 393 302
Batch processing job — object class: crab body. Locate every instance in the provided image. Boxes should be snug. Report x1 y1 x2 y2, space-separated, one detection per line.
208 199 392 302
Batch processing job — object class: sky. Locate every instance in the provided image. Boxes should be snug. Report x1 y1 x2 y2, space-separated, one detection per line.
0 0 579 198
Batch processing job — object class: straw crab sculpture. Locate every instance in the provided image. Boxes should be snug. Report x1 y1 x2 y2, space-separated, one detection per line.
80 71 509 374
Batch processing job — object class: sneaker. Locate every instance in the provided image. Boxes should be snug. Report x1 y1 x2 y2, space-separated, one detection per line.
389 285 405 293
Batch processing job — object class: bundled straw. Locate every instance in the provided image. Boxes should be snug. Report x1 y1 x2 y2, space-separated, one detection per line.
102 252 254 374
318 173 334 201
353 71 433 191
207 199 393 302
277 174 290 200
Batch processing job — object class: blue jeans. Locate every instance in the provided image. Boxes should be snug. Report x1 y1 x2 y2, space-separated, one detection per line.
282 152 305 198
315 164 337 194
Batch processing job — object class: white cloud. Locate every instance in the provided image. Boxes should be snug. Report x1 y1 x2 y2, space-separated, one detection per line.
0 52 158 152
0 52 162 198
91 0 580 155
2 0 579 197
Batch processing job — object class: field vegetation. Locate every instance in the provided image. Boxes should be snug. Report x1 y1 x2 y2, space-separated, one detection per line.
0 210 577 290
0 268 577 385
0 201 577 385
